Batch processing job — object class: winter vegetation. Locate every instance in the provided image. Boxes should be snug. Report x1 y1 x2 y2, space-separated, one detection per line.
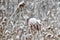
0 0 60 40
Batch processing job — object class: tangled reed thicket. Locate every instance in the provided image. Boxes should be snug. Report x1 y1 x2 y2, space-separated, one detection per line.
0 0 60 40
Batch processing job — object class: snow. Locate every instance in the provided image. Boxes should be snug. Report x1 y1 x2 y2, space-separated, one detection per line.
0 5 6 10
20 23 24 29
16 35 19 39
28 18 37 25
19 1 25 6
28 18 41 27
46 33 53 38
28 18 41 25
36 19 41 24
23 15 29 20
